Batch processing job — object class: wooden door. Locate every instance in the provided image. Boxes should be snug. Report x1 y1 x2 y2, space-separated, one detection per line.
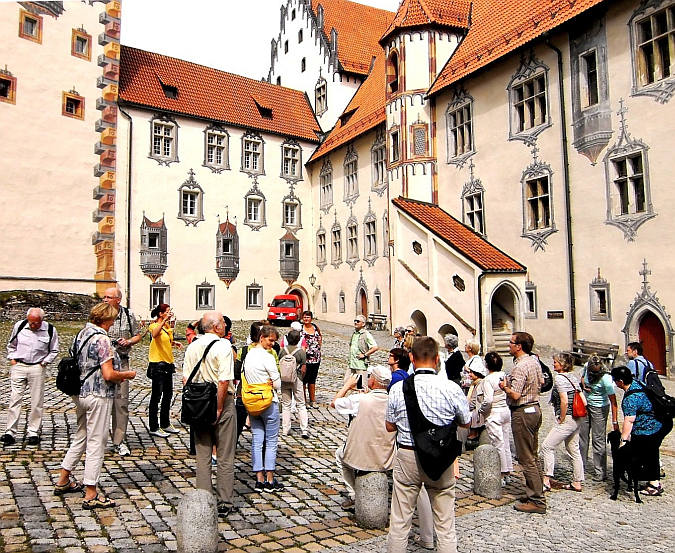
639 312 667 375
360 290 368 316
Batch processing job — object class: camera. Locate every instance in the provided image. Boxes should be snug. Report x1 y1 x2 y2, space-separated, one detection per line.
356 374 363 389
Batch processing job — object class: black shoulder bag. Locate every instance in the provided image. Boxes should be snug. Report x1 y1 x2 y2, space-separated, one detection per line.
402 373 462 481
56 330 104 396
181 340 219 428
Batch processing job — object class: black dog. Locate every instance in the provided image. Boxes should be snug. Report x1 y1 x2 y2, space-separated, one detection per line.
607 430 641 503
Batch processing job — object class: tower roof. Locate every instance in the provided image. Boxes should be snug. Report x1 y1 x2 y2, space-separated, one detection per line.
380 0 471 45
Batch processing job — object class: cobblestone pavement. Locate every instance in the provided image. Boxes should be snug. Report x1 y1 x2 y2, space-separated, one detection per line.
0 319 673 552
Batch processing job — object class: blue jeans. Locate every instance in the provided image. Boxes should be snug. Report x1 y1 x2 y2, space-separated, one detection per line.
250 402 280 472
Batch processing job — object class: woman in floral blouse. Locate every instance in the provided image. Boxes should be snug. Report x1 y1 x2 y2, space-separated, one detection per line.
300 311 322 408
55 303 136 509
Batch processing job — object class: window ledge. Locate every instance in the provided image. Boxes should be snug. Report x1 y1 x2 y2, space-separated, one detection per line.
632 78 675 104
509 120 551 145
521 227 557 252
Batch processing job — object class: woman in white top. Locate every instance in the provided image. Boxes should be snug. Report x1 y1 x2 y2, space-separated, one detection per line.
479 351 513 481
243 325 283 492
461 340 485 391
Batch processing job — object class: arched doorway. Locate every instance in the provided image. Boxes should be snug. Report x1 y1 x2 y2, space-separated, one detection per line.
489 282 521 354
639 312 667 375
286 286 309 315
410 310 428 336
359 289 368 317
438 323 458 340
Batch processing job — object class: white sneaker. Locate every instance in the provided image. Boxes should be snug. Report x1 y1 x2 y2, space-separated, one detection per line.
162 425 180 434
117 443 130 456
150 429 170 438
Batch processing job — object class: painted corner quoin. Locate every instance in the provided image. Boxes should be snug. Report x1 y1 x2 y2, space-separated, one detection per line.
93 0 121 295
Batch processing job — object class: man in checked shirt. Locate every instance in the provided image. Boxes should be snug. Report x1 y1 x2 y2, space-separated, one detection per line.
385 336 470 553
500 331 546 514
3 308 59 447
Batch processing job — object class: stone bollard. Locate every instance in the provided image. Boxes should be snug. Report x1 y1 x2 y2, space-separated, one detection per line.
354 471 389 529
176 489 218 553
473 444 502 499
478 429 492 447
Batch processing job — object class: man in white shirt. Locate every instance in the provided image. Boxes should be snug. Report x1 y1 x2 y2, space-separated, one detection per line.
3 308 59 447
182 311 237 516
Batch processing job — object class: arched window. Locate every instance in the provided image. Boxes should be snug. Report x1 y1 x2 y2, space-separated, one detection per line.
387 50 400 94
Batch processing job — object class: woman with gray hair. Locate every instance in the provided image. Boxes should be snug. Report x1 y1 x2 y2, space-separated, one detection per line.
443 334 464 386
541 352 585 492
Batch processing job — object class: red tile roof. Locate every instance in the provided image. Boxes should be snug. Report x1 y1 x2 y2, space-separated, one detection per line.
143 216 165 229
314 0 394 75
428 0 607 96
119 46 321 143
218 220 236 235
380 0 471 44
393 197 526 272
308 53 386 163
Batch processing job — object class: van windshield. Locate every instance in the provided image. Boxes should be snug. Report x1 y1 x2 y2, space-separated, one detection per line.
271 299 296 308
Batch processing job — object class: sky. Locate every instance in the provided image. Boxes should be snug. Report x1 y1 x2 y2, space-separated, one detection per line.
121 0 400 80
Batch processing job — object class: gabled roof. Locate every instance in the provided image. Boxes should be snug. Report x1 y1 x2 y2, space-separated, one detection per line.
428 0 607 96
119 46 321 143
314 0 394 75
218 220 236 235
142 215 165 229
380 0 471 45
392 197 526 273
308 53 386 163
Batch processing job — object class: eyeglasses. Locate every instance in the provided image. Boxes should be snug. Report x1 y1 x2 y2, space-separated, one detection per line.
508 340 518 345
103 295 119 300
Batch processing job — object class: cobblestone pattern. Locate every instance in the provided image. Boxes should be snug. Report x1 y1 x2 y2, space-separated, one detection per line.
0 319 673 552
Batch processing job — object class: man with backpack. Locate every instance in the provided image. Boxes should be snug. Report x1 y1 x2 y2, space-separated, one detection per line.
347 315 378 388
626 342 654 384
3 308 59 447
279 330 308 438
103 287 142 457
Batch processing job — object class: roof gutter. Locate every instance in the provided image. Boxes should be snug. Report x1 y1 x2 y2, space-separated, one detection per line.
118 104 133 309
545 38 577 343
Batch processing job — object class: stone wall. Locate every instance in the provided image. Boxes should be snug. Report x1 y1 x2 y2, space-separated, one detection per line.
0 290 99 321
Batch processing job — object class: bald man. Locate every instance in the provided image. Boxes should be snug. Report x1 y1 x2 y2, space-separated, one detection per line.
3 308 59 447
103 287 141 456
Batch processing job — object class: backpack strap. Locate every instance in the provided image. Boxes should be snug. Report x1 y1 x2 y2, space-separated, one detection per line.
185 339 218 386
8 319 29 344
123 307 132 333
72 330 106 387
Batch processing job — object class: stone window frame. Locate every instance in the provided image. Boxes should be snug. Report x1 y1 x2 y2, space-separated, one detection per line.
150 281 170 310
343 144 359 205
363 203 378 267
284 40 289 54
203 124 230 173
578 48 600 110
71 27 92 61
371 128 388 196
243 180 267 231
298 29 303 43
196 281 215 310
338 291 346 313
19 9 42 43
374 289 382 315
301 57 306 72
246 281 263 310
321 292 328 313
461 172 486 237
589 272 611 321
319 159 333 213
409 120 429 157
629 0 675 103
315 77 328 116
382 210 390 257
177 169 205 227
316 226 327 270
331 217 343 268
0 70 17 105
62 89 85 120
346 215 359 269
280 138 302 182
149 113 179 166
507 54 552 144
521 158 557 251
389 125 401 163
240 131 265 176
281 189 302 232
446 89 475 165
524 280 537 319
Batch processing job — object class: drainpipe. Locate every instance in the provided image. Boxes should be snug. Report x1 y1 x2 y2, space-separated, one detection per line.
477 271 485 349
118 105 133 309
546 39 577 344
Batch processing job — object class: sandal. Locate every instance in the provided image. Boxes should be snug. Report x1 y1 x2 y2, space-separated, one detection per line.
549 480 565 490
542 483 551 493
562 483 582 492
54 479 84 496
640 484 663 496
82 494 116 510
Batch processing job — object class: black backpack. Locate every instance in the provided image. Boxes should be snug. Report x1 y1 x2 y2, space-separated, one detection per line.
539 358 553 393
56 330 103 396
624 378 675 423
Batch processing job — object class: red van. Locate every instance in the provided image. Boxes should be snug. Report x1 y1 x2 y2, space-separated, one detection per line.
267 294 303 325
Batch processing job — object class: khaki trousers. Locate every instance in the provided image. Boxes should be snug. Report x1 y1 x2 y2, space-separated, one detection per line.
281 378 308 434
194 395 237 506
5 362 46 438
111 357 130 445
541 416 584 482
335 443 356 498
387 448 457 553
511 405 545 506
61 394 113 486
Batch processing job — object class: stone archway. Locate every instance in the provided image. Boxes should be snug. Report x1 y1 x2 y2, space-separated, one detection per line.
285 284 310 315
488 281 522 354
410 310 428 336
438 323 458 341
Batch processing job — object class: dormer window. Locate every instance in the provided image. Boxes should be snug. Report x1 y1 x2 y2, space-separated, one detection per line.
161 83 178 99
254 100 273 119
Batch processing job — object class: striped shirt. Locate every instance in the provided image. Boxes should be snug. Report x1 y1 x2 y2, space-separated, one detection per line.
386 369 470 447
